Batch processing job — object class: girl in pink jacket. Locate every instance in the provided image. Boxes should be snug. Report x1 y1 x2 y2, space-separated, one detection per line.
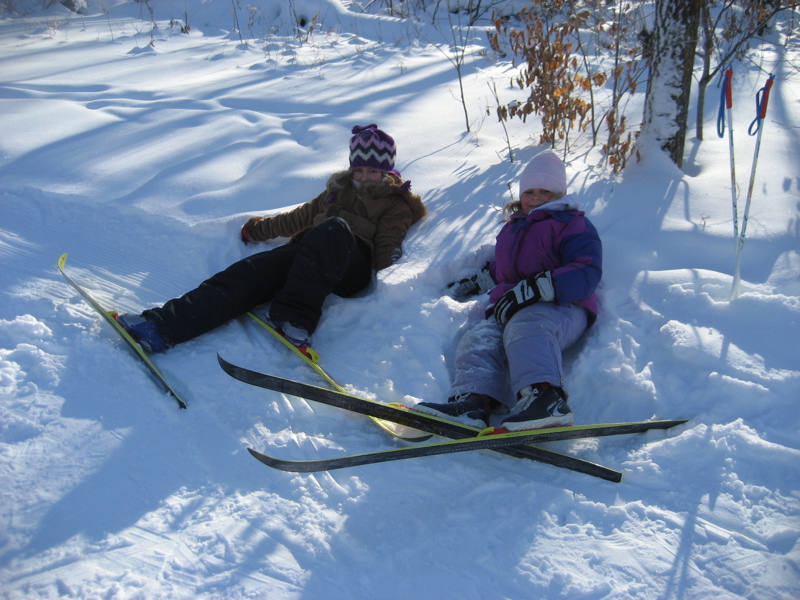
414 151 602 432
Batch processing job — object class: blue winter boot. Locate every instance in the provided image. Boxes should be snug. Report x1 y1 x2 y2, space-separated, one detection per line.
115 313 169 353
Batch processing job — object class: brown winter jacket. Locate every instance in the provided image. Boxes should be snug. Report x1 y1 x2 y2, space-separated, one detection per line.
243 171 427 271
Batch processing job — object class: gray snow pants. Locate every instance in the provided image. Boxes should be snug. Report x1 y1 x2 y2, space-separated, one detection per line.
449 302 589 409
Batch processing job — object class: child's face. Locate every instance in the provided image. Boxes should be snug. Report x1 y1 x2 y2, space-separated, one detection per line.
352 167 384 182
520 188 555 212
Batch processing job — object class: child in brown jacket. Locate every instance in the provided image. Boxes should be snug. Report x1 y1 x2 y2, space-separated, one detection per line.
117 124 426 353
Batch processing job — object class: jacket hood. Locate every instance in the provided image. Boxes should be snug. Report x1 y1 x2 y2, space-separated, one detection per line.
513 193 580 216
326 170 427 224
534 194 580 212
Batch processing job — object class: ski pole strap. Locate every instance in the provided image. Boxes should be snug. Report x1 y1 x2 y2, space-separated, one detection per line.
748 74 775 136
717 69 733 138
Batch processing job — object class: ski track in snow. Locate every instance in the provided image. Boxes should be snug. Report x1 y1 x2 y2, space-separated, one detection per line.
1 2 799 599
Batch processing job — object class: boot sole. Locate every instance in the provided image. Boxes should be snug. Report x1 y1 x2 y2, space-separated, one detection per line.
500 413 575 432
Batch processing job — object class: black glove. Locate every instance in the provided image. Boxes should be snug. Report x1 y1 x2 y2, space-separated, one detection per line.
493 271 555 324
447 262 494 301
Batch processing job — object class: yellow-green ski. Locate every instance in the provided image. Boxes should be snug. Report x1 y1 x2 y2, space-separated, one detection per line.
58 254 187 409
247 312 431 442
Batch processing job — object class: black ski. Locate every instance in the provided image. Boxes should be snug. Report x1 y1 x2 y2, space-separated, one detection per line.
248 417 686 472
218 355 680 481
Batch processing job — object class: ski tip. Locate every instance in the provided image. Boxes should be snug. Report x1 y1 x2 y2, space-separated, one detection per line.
216 354 244 379
247 446 272 466
58 253 68 269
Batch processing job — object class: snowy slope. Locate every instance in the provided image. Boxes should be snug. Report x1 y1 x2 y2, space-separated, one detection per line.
1 2 798 599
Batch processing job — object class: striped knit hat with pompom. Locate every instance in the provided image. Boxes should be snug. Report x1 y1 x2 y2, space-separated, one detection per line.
349 124 396 173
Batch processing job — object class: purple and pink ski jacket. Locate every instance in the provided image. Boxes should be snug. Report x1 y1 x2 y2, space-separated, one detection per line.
487 202 602 323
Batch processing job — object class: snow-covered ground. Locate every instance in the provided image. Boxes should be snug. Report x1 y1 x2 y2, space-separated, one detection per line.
1 1 798 598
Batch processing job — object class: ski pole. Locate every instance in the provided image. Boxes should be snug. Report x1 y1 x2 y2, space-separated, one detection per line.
718 69 738 245
731 73 775 299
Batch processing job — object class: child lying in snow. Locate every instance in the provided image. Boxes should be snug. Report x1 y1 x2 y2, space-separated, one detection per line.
412 150 602 432
116 124 426 353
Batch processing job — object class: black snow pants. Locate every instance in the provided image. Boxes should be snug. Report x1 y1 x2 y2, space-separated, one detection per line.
144 217 373 346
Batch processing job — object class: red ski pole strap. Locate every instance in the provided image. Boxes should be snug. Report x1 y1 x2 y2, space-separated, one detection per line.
717 69 734 138
748 74 775 136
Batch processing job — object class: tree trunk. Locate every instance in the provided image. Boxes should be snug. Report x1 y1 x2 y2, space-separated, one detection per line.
695 1 715 141
641 0 702 168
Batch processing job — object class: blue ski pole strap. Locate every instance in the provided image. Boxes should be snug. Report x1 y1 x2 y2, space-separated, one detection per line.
748 74 775 136
718 69 733 138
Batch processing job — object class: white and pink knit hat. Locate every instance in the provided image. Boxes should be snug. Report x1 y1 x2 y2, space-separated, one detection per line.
519 150 567 197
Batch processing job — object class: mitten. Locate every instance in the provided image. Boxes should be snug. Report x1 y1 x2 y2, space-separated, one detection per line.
241 216 270 244
447 262 494 301
493 271 555 324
